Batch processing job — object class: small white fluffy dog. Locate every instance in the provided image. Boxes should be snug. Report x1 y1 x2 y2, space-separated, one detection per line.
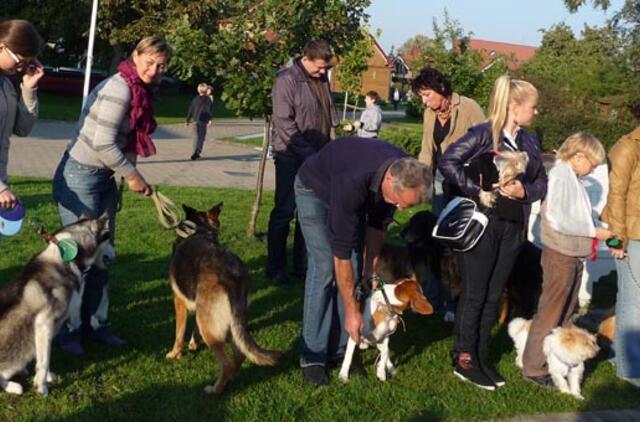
508 317 599 400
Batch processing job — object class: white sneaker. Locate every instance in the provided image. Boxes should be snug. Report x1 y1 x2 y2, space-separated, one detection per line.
443 311 455 323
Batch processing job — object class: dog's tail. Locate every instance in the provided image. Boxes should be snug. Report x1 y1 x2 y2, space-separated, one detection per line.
229 305 282 366
508 317 528 342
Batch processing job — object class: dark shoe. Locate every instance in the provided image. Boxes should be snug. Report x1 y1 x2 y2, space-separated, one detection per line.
55 331 85 356
267 269 289 285
86 327 128 346
453 353 495 391
523 374 554 389
190 154 200 161
482 365 506 388
302 365 329 386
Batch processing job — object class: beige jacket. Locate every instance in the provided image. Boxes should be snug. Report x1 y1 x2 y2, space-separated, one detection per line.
418 93 485 170
602 126 640 249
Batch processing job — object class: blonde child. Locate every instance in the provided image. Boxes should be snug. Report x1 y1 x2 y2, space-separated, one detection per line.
185 82 213 160
522 132 611 387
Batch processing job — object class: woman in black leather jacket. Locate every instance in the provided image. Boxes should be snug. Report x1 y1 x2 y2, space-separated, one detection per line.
438 75 548 390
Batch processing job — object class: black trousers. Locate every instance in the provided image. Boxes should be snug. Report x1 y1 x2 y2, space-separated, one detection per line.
266 154 306 275
453 216 525 362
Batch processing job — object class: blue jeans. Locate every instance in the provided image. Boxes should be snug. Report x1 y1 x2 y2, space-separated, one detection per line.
52 152 117 334
614 240 640 378
295 176 359 367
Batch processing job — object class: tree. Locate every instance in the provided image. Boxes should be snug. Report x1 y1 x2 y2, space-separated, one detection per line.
200 0 371 237
522 23 635 150
335 30 375 120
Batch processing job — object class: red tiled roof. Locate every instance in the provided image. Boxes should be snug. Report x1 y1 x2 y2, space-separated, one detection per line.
467 39 537 70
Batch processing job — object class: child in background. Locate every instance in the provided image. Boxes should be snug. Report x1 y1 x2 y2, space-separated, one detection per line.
521 132 611 388
186 82 213 160
354 90 382 138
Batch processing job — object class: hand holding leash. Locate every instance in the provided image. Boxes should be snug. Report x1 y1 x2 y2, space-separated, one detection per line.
126 170 152 196
497 180 525 199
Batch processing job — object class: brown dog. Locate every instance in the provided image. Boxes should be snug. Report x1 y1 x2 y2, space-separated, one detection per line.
166 202 282 394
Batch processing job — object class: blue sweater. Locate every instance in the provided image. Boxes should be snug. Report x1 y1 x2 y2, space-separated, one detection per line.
298 137 407 258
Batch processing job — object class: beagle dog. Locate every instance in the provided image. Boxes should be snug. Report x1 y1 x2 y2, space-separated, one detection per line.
339 277 433 383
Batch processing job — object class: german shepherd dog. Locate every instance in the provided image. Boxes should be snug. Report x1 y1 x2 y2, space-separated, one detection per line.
166 202 282 394
0 215 113 395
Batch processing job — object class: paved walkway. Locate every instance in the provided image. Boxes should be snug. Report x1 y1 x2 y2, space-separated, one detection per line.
8 119 275 190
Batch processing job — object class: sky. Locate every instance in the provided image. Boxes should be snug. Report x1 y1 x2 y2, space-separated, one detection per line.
366 0 625 53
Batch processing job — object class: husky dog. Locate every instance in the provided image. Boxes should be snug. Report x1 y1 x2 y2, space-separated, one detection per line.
0 215 113 396
509 318 600 400
166 202 282 394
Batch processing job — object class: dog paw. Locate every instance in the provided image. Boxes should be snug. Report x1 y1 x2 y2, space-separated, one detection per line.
166 349 182 359
5 381 23 395
46 372 58 383
204 384 224 395
35 383 48 396
338 372 350 383
573 393 585 401
376 369 387 382
188 338 199 351
387 365 397 377
479 191 497 208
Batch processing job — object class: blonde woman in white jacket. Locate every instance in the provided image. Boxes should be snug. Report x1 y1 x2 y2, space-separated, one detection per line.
0 20 43 209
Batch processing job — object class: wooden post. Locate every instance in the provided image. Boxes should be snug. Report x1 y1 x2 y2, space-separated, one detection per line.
247 115 271 238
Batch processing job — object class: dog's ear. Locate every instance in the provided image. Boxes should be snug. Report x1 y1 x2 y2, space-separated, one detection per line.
206 202 223 228
78 211 91 221
182 204 197 218
394 278 434 315
210 202 223 215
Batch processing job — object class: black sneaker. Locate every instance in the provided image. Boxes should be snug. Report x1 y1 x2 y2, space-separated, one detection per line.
302 365 329 386
453 353 496 391
523 374 554 389
482 365 506 388
190 154 200 161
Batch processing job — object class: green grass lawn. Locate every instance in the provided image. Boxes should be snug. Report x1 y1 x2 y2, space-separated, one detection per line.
0 179 638 421
38 92 237 124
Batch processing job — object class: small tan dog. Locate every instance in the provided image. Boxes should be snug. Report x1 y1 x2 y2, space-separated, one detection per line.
509 318 599 400
339 277 433 383
479 151 529 208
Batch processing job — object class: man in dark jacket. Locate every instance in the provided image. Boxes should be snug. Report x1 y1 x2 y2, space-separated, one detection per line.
295 137 432 386
267 40 339 284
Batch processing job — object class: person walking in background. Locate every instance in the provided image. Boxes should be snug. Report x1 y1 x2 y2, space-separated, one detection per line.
439 75 547 390
354 90 382 138
521 133 610 388
392 87 400 110
52 36 171 355
0 19 43 209
601 125 640 388
267 40 339 285
186 82 213 160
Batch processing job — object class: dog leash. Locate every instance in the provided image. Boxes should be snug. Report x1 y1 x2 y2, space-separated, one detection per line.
368 275 406 332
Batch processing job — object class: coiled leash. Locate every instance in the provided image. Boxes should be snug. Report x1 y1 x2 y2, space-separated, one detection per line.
117 177 197 238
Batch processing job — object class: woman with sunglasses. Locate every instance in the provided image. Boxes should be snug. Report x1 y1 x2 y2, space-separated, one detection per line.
0 19 44 209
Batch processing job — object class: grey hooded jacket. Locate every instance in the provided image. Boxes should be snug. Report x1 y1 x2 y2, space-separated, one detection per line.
271 58 339 160
0 75 38 193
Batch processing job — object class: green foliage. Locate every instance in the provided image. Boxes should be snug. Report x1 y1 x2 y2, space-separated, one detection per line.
521 23 637 150
401 10 507 116
208 0 371 119
379 123 423 157
336 30 374 99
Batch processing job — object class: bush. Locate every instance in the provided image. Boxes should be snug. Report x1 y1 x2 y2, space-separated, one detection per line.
379 125 423 157
405 96 425 119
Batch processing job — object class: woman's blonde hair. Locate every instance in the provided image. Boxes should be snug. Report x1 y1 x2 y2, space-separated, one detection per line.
134 36 172 59
556 132 605 165
197 83 209 95
487 75 538 150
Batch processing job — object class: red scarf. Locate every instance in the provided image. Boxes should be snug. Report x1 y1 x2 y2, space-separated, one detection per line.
118 60 157 157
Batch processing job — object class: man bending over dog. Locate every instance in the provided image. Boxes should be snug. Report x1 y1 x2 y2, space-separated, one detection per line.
294 137 431 386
